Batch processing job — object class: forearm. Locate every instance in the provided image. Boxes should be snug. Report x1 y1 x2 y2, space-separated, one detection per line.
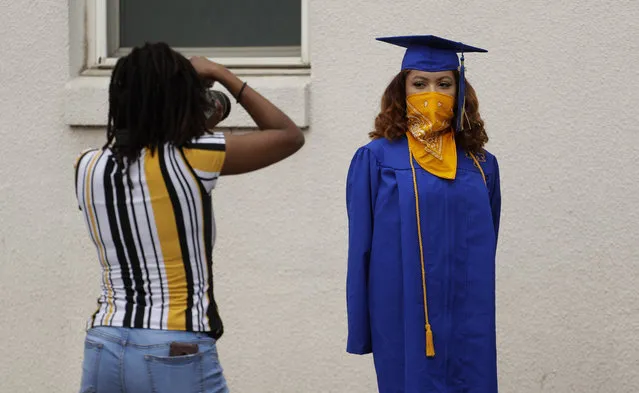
211 67 298 132
189 56 305 175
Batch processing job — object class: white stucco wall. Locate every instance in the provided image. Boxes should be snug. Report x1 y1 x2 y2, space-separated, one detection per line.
1 1 638 392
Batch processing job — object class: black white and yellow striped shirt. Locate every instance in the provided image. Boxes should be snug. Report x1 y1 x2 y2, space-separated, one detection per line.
74 133 226 337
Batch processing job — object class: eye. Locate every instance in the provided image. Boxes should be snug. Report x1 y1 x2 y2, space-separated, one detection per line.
439 82 453 88
413 81 426 88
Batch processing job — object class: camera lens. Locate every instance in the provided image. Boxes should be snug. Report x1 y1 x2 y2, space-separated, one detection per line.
204 90 231 124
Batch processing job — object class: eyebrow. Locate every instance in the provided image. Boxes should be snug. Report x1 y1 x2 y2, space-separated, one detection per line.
412 76 454 82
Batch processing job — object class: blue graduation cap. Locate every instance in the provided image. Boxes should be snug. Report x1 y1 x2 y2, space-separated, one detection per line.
376 35 487 132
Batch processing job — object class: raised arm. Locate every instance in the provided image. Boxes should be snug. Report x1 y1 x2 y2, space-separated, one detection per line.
190 57 305 175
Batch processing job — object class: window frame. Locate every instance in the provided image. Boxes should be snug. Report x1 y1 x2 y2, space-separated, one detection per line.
86 0 310 69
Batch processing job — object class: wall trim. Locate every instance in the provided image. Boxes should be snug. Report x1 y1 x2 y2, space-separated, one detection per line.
64 75 310 128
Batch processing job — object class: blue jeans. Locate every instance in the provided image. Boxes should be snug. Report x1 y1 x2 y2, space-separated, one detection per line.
79 326 229 393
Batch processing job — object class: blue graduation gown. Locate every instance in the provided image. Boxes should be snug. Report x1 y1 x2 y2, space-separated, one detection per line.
346 136 501 393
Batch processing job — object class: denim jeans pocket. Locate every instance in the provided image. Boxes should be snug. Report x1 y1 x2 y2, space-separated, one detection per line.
145 345 214 393
79 338 104 393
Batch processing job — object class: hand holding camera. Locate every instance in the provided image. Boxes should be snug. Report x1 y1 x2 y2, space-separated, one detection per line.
190 56 233 127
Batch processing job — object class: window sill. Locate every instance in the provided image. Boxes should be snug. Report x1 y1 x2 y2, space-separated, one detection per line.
64 73 310 128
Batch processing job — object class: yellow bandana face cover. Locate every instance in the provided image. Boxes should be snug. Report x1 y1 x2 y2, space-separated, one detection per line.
406 92 458 179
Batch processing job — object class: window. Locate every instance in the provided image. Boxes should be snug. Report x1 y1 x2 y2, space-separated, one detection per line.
87 0 309 69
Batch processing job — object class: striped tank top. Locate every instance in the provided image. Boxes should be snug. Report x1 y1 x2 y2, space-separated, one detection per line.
74 133 226 338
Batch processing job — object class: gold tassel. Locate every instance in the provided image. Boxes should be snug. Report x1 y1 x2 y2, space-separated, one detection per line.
426 324 435 357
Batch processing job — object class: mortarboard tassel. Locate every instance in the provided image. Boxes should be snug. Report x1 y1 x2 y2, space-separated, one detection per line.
457 53 467 133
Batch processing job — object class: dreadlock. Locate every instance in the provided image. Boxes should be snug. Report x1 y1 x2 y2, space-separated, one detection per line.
104 42 212 182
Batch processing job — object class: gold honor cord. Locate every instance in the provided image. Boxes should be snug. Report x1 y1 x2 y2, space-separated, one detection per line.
408 147 487 358
469 152 487 185
408 146 436 358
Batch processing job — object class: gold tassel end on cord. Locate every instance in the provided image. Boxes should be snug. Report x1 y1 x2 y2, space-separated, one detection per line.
426 324 435 357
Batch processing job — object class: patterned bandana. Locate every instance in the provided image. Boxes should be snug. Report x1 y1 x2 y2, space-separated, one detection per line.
406 92 457 179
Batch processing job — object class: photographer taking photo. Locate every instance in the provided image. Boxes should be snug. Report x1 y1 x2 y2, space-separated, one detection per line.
74 42 304 393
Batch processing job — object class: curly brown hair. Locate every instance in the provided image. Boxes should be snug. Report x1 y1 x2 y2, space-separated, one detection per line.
370 70 488 154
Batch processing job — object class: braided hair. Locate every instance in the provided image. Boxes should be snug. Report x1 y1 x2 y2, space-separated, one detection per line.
104 42 212 171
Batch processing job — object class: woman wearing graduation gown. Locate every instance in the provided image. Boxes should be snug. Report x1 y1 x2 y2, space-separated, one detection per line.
346 35 501 393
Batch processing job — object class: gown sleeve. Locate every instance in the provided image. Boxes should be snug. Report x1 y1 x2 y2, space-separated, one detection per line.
489 156 502 242
345 146 379 355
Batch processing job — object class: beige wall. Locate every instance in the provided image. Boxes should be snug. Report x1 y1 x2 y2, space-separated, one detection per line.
1 1 639 392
